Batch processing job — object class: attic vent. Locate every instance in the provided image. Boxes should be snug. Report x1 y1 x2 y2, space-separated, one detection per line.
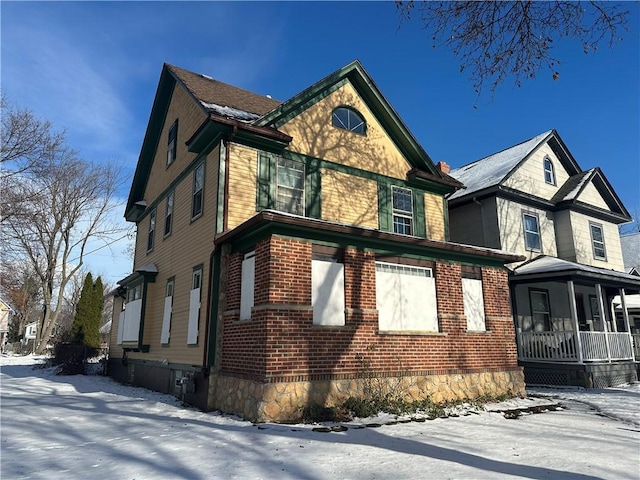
200 74 213 80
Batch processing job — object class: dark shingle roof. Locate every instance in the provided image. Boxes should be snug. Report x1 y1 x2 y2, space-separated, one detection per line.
621 232 640 273
550 169 593 204
167 64 282 117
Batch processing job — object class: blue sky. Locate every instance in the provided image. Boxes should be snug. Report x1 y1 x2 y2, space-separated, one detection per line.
2 1 639 282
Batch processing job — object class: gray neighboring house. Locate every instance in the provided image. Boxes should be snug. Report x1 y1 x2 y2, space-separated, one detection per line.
445 129 640 388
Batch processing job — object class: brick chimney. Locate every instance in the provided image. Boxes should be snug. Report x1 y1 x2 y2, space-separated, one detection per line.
436 161 450 174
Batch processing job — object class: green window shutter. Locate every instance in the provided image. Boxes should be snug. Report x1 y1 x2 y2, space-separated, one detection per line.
378 181 390 232
305 159 321 219
257 152 275 210
413 190 426 238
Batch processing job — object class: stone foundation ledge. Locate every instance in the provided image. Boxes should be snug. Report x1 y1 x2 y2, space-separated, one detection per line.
208 369 525 423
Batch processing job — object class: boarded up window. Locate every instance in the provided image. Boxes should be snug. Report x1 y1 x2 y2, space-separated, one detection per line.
240 252 255 321
375 262 438 332
462 277 486 331
160 279 174 344
312 257 345 326
187 268 202 344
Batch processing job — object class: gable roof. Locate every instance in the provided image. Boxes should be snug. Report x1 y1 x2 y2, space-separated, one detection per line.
621 232 640 273
448 130 556 201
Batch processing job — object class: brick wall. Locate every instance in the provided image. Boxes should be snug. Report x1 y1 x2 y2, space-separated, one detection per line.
220 236 520 382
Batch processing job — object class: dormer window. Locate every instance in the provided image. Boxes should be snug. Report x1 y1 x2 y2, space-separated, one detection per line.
332 106 366 135
543 157 555 185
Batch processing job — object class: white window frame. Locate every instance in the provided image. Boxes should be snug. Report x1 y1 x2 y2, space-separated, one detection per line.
164 191 174 237
147 209 156 252
276 158 305 216
543 157 555 185
529 289 551 332
589 222 607 260
522 212 541 252
239 251 256 321
191 163 204 220
167 120 177 166
392 186 413 236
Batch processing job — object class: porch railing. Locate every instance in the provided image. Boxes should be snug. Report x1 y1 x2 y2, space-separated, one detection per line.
519 331 634 363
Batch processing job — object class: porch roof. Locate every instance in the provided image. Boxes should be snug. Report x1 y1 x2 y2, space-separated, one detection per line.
510 256 640 292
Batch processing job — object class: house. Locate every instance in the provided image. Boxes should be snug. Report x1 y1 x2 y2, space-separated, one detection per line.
616 232 640 359
0 299 12 351
447 130 640 388
108 60 526 422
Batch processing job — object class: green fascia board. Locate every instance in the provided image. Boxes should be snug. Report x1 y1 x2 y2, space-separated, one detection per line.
255 60 441 177
126 66 177 217
187 120 290 155
217 212 521 268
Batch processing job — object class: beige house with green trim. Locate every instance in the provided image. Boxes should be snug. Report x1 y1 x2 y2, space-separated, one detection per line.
109 61 526 421
448 131 640 388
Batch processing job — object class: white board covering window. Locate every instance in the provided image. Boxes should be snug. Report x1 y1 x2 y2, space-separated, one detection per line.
462 277 486 331
122 298 143 343
240 252 255 321
160 279 174 344
375 262 438 332
187 269 202 344
116 310 125 345
312 259 345 326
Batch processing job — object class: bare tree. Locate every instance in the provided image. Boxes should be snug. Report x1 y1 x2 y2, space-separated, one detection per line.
3 136 126 354
0 263 42 339
1 95 65 177
395 1 630 97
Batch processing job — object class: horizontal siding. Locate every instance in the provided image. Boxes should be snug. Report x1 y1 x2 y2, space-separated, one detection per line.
321 168 378 228
279 82 412 181
569 211 625 271
424 193 445 241
449 202 485 246
227 144 259 230
503 143 570 201
554 209 576 261
576 181 610 210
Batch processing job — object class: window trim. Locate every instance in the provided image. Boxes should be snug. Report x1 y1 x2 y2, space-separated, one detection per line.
167 119 178 167
276 157 305 216
543 156 555 185
164 191 174 238
331 106 366 135
391 185 413 236
147 209 156 253
522 211 542 252
589 221 607 260
191 162 205 221
528 288 552 331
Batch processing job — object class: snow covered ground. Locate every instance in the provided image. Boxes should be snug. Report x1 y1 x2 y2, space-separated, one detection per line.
1 355 639 480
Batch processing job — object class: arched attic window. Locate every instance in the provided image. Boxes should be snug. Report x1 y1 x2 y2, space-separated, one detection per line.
543 157 556 185
332 106 366 135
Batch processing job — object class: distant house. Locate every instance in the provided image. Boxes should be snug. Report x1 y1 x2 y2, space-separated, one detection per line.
447 130 640 388
0 300 12 350
108 61 526 422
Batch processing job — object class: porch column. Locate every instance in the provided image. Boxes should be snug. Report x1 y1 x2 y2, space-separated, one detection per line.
567 280 584 364
596 283 612 363
620 288 635 362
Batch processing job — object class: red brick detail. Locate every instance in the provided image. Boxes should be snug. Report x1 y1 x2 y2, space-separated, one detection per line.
220 236 519 380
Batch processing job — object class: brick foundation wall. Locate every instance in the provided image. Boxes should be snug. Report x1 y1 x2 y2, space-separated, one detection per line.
211 235 524 420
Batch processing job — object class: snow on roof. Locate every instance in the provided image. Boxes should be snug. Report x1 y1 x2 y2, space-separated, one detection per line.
449 130 552 200
561 169 595 201
201 101 261 123
620 232 640 272
513 255 640 283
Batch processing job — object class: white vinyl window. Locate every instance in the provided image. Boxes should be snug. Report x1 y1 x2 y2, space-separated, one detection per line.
187 268 202 344
392 186 413 236
191 163 204 220
375 262 438 332
164 191 174 237
147 209 156 252
276 158 305 216
543 157 555 185
523 212 541 251
589 222 607 260
160 279 174 344
239 251 255 321
312 257 345 326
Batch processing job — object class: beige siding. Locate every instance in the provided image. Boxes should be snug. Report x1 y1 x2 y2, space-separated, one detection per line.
321 169 378 228
503 143 571 201
554 210 576 261
496 197 557 264
576 181 610 210
143 85 208 206
424 193 445 241
227 144 259 230
568 211 625 271
109 296 125 359
279 82 412 180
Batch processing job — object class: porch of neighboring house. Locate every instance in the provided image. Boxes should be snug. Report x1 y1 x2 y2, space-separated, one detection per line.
510 258 640 388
